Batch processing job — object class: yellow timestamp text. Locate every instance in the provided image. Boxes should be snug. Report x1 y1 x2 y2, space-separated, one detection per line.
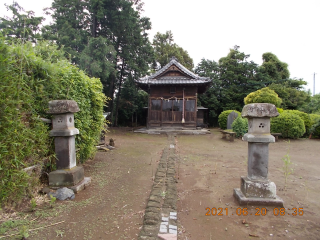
205 207 304 216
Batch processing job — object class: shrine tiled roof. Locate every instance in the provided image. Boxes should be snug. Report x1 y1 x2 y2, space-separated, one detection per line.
135 57 211 86
136 76 210 85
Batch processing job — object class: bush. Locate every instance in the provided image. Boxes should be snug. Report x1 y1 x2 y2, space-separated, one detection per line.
244 87 282 107
232 117 248 137
271 112 305 138
284 110 311 136
277 108 284 114
309 114 320 138
0 39 106 206
218 110 241 129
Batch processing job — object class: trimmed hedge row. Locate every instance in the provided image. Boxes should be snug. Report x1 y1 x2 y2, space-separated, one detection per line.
271 111 305 138
0 39 106 205
284 110 311 136
310 114 320 138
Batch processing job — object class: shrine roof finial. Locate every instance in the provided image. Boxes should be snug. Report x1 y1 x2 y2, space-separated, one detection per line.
170 56 178 61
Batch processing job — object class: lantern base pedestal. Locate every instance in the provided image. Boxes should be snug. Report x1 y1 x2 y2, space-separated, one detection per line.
49 166 84 188
233 188 284 207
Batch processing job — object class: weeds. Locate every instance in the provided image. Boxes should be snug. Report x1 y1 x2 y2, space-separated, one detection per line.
19 225 29 239
55 229 64 237
282 141 294 188
160 191 166 199
49 195 56 208
30 198 37 212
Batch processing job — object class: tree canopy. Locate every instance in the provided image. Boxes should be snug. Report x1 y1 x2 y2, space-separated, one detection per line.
152 30 193 71
195 46 310 125
195 59 220 125
268 81 310 110
218 46 266 111
299 94 320 114
261 52 290 82
0 2 44 43
195 46 267 124
41 0 154 126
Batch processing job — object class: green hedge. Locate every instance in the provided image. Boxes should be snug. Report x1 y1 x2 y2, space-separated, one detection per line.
218 110 241 129
271 111 305 138
309 114 320 138
284 110 311 136
0 39 106 205
244 87 282 107
232 117 248 137
277 108 284 114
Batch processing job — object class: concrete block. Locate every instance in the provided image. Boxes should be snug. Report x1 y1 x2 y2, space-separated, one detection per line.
169 212 177 217
49 166 84 187
161 217 169 222
159 224 168 233
233 188 284 207
240 176 276 198
169 225 177 230
69 177 91 193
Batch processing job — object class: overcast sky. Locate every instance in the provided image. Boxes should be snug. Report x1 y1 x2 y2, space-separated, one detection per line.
1 0 319 94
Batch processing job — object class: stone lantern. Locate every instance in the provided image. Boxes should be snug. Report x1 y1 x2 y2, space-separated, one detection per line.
48 100 90 191
233 103 283 206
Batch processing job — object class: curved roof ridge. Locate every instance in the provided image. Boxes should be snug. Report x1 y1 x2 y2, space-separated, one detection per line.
148 57 199 79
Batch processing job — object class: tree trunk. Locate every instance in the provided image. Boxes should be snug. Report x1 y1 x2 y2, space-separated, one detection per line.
114 63 125 127
108 73 116 124
136 111 137 127
92 15 97 38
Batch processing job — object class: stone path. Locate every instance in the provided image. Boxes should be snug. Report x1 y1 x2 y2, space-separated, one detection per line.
138 134 178 240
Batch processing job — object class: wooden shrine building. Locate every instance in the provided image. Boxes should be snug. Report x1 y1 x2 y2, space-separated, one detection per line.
135 57 211 129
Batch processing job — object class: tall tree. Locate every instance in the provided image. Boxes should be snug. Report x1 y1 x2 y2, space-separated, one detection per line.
260 52 290 83
259 53 310 109
0 2 44 43
299 93 320 114
268 80 311 110
194 59 220 126
99 0 153 126
79 36 116 97
152 30 194 71
117 77 148 126
195 46 272 125
218 46 266 111
43 0 89 63
45 0 154 126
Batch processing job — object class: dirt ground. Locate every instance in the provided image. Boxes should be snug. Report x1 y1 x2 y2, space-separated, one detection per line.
175 129 320 240
1 128 320 239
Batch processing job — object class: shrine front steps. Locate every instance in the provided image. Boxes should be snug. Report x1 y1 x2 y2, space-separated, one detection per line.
134 127 210 135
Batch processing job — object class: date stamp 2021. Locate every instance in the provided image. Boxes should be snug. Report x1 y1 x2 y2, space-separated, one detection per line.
205 207 304 216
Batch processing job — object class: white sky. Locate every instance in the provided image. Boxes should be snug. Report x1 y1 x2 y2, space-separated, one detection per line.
1 0 319 95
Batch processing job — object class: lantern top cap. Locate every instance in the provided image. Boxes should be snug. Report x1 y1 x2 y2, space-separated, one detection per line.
241 103 279 118
48 100 80 114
